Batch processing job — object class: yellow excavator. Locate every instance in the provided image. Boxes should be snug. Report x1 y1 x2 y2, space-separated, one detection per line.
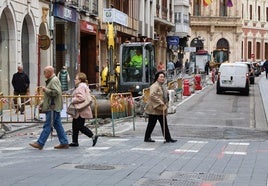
101 23 156 96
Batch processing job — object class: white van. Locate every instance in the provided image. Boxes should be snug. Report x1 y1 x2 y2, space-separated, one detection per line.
216 63 250 95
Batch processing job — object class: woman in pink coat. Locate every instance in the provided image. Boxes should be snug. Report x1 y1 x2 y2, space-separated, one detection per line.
69 72 98 147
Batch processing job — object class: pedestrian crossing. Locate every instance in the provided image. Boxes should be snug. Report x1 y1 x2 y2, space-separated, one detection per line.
0 138 253 156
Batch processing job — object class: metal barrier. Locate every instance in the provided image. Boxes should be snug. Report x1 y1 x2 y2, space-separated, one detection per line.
110 92 135 136
0 91 99 134
167 78 183 101
142 88 150 104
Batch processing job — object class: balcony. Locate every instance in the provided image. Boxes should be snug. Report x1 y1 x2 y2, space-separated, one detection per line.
191 16 242 27
261 21 266 28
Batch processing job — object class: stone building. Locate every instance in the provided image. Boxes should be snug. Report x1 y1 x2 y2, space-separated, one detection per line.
0 0 175 95
190 0 268 65
0 0 45 95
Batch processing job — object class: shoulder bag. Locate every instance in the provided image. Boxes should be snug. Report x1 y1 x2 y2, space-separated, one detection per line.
67 103 77 117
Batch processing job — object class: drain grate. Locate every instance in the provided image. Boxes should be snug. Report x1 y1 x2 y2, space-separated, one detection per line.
74 164 115 170
139 172 234 186
176 172 226 182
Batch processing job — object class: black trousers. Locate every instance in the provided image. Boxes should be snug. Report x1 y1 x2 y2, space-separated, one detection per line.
72 116 93 143
144 114 172 141
13 91 27 112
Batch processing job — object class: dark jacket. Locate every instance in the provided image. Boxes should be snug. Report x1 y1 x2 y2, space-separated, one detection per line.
12 72 30 93
57 70 70 91
263 61 268 71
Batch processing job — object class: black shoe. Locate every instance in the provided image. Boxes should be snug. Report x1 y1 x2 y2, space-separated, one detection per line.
92 135 98 147
166 139 177 143
144 138 155 142
69 143 79 147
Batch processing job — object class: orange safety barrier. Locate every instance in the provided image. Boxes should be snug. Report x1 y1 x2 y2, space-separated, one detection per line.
110 92 135 136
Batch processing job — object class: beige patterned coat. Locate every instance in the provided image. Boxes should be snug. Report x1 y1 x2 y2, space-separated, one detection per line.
145 81 167 115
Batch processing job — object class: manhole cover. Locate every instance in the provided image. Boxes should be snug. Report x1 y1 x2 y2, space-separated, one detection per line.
75 164 115 170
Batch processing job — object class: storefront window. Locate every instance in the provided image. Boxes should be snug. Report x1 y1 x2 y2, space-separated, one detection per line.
55 20 77 88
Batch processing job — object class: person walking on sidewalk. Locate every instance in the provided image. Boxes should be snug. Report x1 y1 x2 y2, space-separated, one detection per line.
263 59 268 79
29 66 69 150
69 72 98 147
144 71 177 143
12 65 30 114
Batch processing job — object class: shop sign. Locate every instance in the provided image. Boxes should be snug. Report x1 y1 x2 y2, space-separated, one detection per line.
167 36 179 46
184 47 196 52
53 4 77 23
80 20 97 34
103 8 128 27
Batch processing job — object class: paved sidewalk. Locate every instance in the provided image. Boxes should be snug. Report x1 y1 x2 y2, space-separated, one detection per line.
258 75 268 124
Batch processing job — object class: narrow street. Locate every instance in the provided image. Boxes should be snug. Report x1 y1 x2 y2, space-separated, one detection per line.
1 75 268 186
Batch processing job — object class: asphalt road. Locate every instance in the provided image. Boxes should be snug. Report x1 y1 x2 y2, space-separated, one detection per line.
119 75 268 141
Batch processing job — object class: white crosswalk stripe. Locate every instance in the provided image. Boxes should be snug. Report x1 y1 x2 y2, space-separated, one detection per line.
174 140 208 153
0 138 251 156
222 142 249 155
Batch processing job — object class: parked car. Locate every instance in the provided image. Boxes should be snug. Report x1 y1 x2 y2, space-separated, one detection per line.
217 63 249 95
235 62 255 84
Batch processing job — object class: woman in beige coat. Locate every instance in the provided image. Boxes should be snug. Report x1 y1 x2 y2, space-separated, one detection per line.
144 71 177 143
69 72 98 147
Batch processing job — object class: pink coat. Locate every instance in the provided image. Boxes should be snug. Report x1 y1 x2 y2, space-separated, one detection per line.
71 82 93 119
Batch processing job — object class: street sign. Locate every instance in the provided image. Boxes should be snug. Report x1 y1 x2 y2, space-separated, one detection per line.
39 35 50 50
103 8 128 27
184 47 196 52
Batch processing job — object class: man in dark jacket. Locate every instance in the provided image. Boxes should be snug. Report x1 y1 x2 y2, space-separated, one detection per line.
12 65 30 114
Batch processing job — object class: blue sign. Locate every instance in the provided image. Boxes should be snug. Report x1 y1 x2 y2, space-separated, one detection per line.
53 4 77 23
167 36 179 46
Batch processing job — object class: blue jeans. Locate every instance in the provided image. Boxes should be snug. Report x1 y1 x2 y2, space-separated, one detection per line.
37 111 69 147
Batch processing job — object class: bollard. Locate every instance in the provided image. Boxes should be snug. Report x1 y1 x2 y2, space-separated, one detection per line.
167 90 176 114
211 68 215 84
183 79 191 96
194 74 202 90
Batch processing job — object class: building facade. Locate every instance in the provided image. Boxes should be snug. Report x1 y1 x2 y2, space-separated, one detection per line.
242 0 268 61
0 0 46 95
168 0 190 65
190 0 268 64
0 0 175 95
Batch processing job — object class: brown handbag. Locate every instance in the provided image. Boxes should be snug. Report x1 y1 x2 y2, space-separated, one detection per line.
66 103 77 116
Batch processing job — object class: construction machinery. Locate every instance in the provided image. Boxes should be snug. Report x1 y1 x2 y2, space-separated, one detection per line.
101 23 156 95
